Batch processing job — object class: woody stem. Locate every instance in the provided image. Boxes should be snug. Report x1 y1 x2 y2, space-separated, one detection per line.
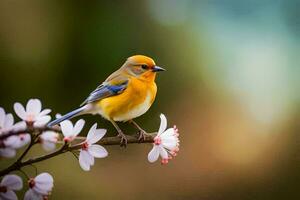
0 126 155 177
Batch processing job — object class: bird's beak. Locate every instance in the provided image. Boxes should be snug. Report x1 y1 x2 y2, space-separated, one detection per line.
152 66 166 72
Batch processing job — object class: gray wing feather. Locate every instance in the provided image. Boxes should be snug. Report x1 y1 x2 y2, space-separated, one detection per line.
80 80 128 106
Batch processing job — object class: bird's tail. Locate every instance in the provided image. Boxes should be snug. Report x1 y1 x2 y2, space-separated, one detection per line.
47 106 87 127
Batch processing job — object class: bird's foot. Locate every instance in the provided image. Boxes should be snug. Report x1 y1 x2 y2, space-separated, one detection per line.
117 132 128 147
138 130 150 142
128 120 149 142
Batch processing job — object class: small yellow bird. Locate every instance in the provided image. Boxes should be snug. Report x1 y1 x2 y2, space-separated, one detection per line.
48 55 165 146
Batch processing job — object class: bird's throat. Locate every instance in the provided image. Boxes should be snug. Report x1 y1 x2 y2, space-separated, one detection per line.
140 71 156 82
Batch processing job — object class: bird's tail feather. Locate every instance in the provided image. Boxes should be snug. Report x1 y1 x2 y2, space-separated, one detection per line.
47 106 86 127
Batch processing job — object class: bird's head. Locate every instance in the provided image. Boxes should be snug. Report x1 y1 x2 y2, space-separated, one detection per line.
123 55 165 82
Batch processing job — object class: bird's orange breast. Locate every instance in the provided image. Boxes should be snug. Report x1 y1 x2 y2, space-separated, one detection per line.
96 77 157 121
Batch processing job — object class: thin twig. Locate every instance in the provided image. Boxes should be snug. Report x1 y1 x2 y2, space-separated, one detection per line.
29 164 38 176
18 169 30 180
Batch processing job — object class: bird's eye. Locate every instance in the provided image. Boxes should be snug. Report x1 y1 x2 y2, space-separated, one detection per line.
141 65 148 70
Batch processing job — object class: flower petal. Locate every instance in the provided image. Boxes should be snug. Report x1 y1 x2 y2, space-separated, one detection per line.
13 134 31 149
159 146 169 159
13 103 26 120
161 128 176 138
4 114 14 129
33 187 50 196
79 150 93 171
0 148 16 158
34 116 51 127
86 123 106 144
73 119 85 136
35 173 53 185
0 107 5 128
40 131 58 143
24 189 41 200
3 136 19 147
42 142 56 151
33 178 53 195
33 183 53 195
88 145 108 158
12 121 26 132
86 123 97 142
162 139 178 150
38 109 51 117
0 190 18 200
55 114 62 119
148 145 160 163
34 173 53 194
60 120 73 137
158 114 167 135
1 175 23 191
26 99 42 115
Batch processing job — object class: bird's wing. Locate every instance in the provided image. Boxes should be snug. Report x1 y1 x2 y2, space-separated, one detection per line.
80 76 129 106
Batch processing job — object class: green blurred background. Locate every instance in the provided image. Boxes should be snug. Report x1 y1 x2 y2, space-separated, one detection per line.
0 0 299 199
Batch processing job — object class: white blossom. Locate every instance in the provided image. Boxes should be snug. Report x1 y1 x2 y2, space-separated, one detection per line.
79 123 108 171
0 107 31 158
14 99 51 128
60 119 85 142
0 107 14 134
148 114 180 164
5 134 31 149
0 174 23 200
0 108 16 158
24 173 54 200
39 131 59 151
0 134 31 158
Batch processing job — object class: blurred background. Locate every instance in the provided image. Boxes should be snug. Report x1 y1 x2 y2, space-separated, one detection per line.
0 0 299 199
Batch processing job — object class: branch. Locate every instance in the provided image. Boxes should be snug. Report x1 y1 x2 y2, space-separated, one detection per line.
0 126 155 177
22 134 155 166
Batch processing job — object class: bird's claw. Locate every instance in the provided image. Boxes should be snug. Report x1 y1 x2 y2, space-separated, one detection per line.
138 130 149 142
118 133 128 147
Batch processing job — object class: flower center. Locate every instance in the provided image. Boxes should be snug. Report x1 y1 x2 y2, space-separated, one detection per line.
28 178 35 188
43 195 49 200
27 114 35 122
0 186 7 193
64 136 74 143
154 136 161 145
26 121 34 127
26 114 35 127
20 134 25 141
82 142 89 150
161 158 169 165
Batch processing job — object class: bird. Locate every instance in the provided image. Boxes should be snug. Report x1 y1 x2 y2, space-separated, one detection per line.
47 55 165 146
